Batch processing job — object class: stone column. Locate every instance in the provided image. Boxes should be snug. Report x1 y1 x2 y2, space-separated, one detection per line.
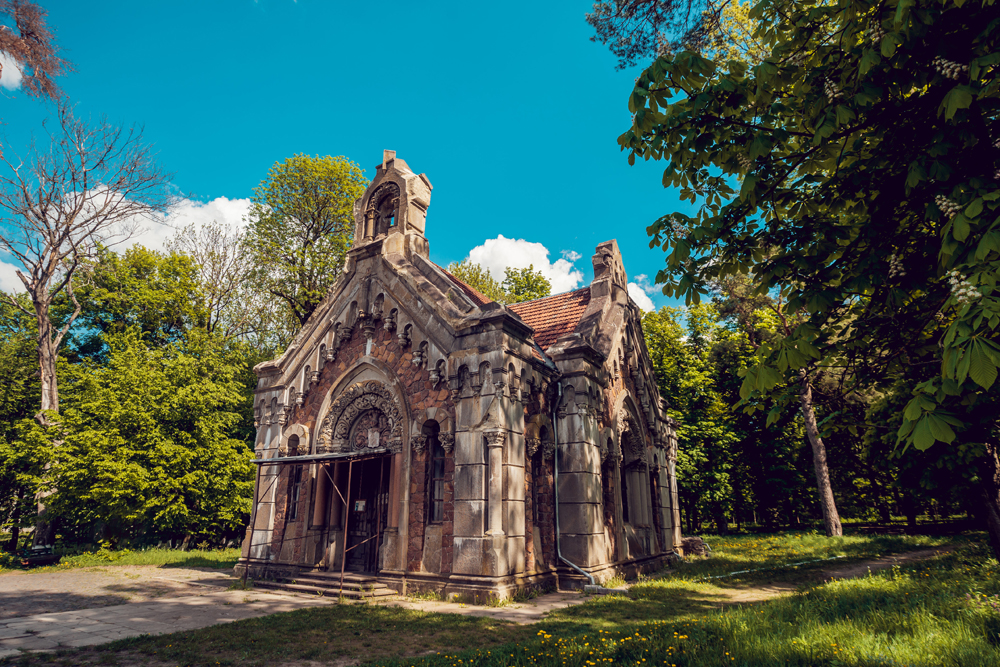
312 463 329 526
484 430 505 535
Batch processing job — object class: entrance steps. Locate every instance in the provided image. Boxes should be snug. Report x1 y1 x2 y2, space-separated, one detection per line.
253 571 398 600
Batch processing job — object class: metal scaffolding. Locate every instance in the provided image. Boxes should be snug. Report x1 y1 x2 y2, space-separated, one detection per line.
242 448 390 598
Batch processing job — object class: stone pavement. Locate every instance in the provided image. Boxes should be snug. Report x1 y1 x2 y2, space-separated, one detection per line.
0 564 596 661
0 586 336 660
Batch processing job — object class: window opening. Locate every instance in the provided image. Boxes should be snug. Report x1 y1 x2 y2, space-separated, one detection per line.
425 421 444 523
288 465 303 521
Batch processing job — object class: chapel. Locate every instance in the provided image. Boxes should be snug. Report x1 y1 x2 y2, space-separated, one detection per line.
235 151 682 599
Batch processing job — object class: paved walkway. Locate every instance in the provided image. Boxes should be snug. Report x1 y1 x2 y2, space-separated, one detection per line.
0 565 592 660
0 586 335 660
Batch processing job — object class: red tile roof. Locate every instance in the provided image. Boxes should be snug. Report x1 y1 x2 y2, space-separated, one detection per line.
438 265 494 307
508 288 591 351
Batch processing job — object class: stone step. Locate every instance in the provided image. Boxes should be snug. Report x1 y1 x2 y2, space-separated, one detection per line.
253 579 397 599
283 575 391 591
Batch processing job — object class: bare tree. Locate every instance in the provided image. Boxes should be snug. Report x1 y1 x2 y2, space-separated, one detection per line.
0 107 171 546
0 107 172 418
167 220 296 351
0 0 71 101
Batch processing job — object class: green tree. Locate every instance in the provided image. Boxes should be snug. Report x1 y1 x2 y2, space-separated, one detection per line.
0 294 42 552
244 154 368 327
447 259 508 303
502 265 552 303
69 246 207 360
620 0 1000 550
447 260 552 305
25 328 254 544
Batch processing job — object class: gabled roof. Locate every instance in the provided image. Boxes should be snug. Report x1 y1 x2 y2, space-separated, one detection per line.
438 265 494 307
508 287 592 352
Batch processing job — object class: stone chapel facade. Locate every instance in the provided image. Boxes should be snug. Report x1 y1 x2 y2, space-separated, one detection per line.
235 151 682 598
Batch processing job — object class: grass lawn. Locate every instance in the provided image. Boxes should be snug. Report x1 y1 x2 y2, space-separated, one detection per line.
1 531 995 667
0 547 241 574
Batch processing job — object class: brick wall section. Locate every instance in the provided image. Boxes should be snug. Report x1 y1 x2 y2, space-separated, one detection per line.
408 452 426 571
276 320 455 573
534 458 556 569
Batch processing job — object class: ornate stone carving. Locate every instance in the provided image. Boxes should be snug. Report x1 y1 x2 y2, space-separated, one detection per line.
484 430 506 447
316 380 404 454
541 439 556 460
383 309 397 331
411 435 427 453
277 407 289 427
412 341 428 368
526 437 541 458
429 359 445 387
398 324 411 348
310 371 321 389
439 432 454 454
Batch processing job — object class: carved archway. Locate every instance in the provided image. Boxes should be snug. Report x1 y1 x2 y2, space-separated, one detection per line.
316 380 404 454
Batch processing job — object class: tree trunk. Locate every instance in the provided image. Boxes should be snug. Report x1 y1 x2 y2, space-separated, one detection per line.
977 442 1000 560
31 300 58 549
5 487 23 552
798 371 843 537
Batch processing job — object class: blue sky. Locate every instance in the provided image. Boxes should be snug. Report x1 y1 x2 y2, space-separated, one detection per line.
1 0 692 309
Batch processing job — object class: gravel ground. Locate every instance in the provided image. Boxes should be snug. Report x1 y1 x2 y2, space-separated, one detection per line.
0 566 236 620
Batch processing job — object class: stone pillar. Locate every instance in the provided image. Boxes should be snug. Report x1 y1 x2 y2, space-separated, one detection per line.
669 459 682 548
484 430 505 535
312 463 329 526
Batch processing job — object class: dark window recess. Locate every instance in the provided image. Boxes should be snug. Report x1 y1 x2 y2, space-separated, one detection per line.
532 456 543 525
288 465 303 521
621 466 630 524
426 421 445 523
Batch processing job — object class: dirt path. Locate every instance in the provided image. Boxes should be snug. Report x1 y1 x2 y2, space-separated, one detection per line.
707 546 955 605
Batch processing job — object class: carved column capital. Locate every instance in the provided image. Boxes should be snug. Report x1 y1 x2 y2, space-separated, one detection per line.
412 435 427 453
439 432 455 454
484 430 506 447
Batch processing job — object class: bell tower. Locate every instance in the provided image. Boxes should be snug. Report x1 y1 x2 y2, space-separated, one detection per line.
351 150 433 259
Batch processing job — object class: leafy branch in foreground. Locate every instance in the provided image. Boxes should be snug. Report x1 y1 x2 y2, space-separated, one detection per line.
619 0 1000 549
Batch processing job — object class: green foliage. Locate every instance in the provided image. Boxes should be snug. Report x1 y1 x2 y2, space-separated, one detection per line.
69 245 207 360
447 259 508 303
644 303 821 530
244 154 368 327
501 265 552 302
447 260 552 305
20 327 254 544
0 295 43 550
621 0 1000 455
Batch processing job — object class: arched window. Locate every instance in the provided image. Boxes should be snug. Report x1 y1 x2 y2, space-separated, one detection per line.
425 421 445 523
287 434 300 457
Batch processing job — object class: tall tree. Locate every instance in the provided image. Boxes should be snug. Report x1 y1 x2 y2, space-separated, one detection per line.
0 107 171 419
167 221 297 351
502 265 552 303
244 154 368 327
0 0 71 101
0 108 171 547
618 0 1000 551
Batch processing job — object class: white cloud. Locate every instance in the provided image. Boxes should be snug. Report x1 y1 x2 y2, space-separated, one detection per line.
0 259 23 293
0 53 23 91
627 282 655 312
0 196 252 293
123 196 252 252
466 235 585 294
561 249 582 263
632 273 658 294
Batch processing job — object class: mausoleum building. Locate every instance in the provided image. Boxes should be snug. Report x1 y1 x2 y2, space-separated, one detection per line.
236 151 681 598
